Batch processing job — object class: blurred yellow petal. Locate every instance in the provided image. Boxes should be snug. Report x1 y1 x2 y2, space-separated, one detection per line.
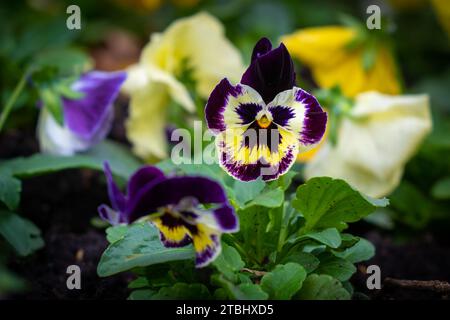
124 12 244 160
146 65 195 112
282 26 401 97
126 82 170 160
305 92 432 197
282 27 356 68
431 0 450 38
141 12 244 98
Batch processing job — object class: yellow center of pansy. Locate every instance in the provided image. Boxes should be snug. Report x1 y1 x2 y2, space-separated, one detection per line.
257 115 272 128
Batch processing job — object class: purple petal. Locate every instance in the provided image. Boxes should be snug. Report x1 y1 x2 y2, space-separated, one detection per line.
205 78 244 132
241 39 295 104
259 147 296 181
64 71 127 141
213 204 239 232
235 103 263 125
103 161 126 214
251 37 273 61
127 166 166 199
98 204 122 225
269 105 295 127
295 89 327 145
128 176 228 222
193 231 221 268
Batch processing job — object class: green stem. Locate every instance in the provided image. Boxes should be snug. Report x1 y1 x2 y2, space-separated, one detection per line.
0 73 28 133
277 227 287 253
226 234 259 266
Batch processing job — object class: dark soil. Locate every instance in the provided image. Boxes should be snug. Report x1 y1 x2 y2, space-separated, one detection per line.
9 169 131 300
2 107 131 300
351 228 450 300
2 113 450 300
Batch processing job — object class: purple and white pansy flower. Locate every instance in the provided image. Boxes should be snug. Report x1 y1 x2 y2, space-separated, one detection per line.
98 162 238 268
205 38 327 181
38 71 127 155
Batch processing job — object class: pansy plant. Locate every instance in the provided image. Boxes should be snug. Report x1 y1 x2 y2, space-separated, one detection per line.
98 162 238 267
38 71 127 156
94 37 388 300
205 38 327 181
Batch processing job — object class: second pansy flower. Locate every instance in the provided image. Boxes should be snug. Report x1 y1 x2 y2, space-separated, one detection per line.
98 162 238 267
205 38 327 181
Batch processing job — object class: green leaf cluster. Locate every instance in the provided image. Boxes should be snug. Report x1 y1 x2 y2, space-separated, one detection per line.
97 162 386 300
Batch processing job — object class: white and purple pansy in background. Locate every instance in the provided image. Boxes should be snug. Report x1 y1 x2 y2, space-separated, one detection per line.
37 71 127 155
205 38 327 181
98 162 238 268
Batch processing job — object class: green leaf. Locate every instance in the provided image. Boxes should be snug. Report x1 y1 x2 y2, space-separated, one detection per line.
0 265 26 294
128 277 150 289
260 263 307 300
390 181 431 228
40 87 64 126
212 274 268 300
315 253 356 281
3 140 141 180
213 288 229 299
128 289 156 300
268 170 297 191
244 187 284 208
289 228 341 249
293 177 388 231
0 173 21 210
97 222 194 277
233 179 265 207
0 210 44 256
54 81 84 100
149 283 211 300
332 237 375 263
33 47 91 76
295 274 351 300
233 283 268 300
431 177 450 200
280 252 320 273
213 243 245 282
106 225 128 244
236 206 276 263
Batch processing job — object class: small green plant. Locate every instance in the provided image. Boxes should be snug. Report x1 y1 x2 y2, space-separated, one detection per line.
97 161 387 300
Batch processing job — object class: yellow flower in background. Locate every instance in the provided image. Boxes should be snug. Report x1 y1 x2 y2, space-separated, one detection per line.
281 26 401 98
304 92 432 198
431 0 450 38
123 12 244 160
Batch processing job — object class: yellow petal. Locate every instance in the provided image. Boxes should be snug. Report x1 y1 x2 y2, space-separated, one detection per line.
431 0 450 38
282 26 401 97
124 12 244 160
282 26 356 69
126 82 170 160
140 12 244 99
305 92 432 197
